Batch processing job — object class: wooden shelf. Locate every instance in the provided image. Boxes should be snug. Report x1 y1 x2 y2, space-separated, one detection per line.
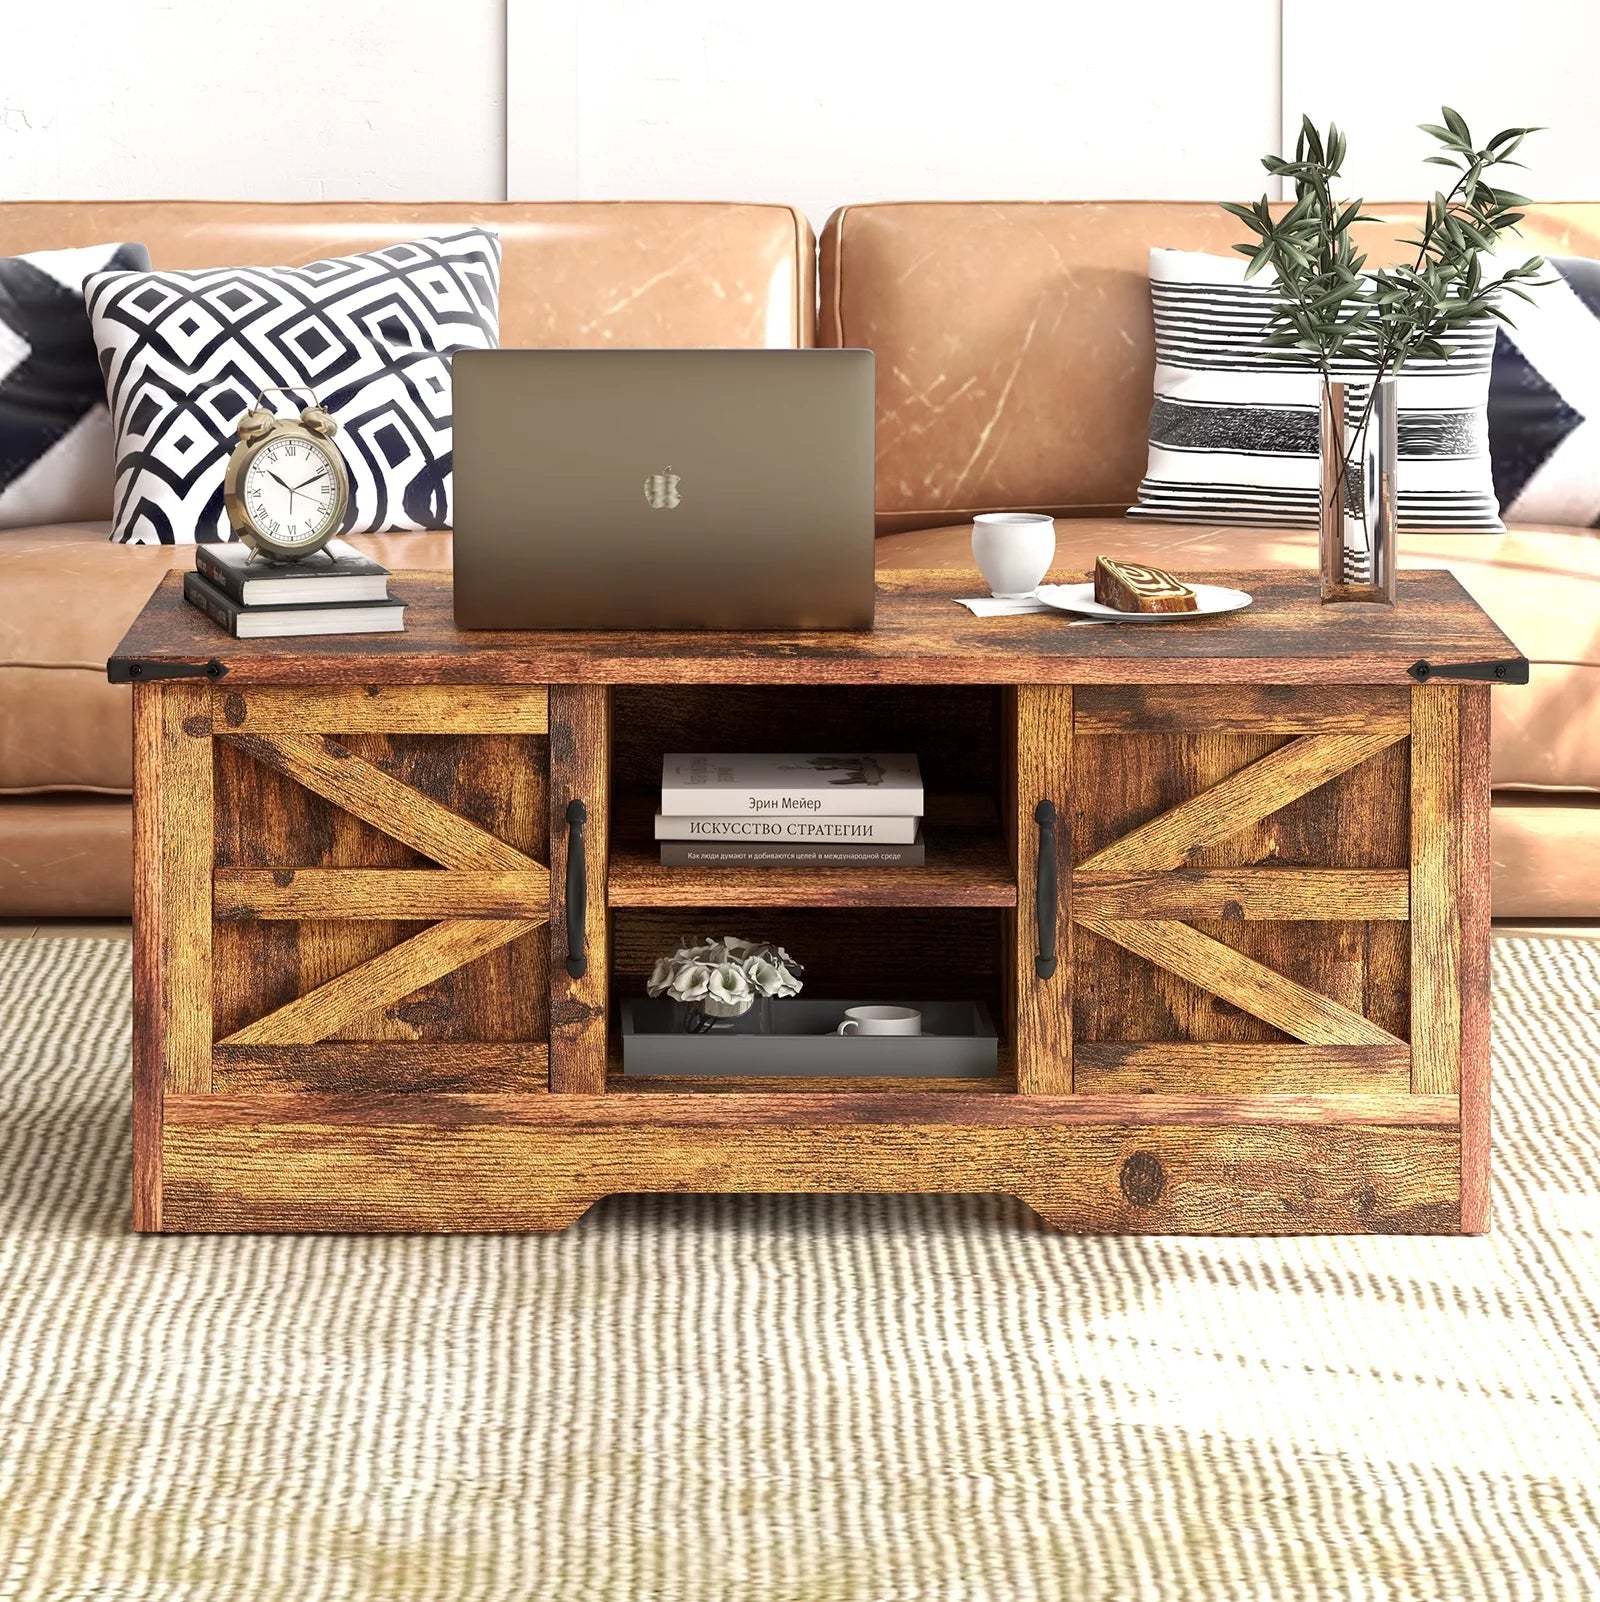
607 830 1016 908
607 789 1015 908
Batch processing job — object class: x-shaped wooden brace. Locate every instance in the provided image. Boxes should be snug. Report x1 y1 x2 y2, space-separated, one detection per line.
1075 730 1409 1047
216 733 549 1047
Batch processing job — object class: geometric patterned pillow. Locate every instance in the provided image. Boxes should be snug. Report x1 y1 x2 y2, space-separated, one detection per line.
1488 255 1600 527
83 230 500 544
1128 247 1504 533
0 241 150 531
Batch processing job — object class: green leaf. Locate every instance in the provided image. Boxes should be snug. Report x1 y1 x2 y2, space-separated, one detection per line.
1441 106 1471 142
1219 200 1266 231
1300 114 1325 164
1328 122 1346 171
1242 246 1274 279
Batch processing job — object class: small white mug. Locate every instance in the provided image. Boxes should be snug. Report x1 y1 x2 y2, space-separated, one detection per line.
972 512 1057 599
836 1005 922 1037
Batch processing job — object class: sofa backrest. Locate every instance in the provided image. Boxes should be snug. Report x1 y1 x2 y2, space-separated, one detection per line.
0 201 815 350
820 201 1600 533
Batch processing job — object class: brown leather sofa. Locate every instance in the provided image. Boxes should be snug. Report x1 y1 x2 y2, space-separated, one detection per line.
2 198 1595 917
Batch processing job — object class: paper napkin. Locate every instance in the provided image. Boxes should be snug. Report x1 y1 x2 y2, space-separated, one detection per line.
954 595 1052 616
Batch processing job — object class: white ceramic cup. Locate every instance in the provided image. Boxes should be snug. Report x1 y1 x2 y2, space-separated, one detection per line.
836 1005 922 1037
971 512 1057 599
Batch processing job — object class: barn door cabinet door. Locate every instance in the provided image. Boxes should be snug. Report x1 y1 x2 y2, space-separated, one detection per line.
1060 683 1420 1095
133 679 586 1225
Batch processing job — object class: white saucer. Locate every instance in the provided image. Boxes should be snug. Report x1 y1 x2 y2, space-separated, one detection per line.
1033 581 1253 621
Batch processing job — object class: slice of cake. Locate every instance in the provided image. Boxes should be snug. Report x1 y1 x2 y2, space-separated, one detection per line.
1093 556 1198 613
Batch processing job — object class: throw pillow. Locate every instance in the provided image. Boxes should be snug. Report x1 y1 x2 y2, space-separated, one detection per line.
1128 247 1503 532
1488 254 1600 527
0 241 151 530
84 230 500 544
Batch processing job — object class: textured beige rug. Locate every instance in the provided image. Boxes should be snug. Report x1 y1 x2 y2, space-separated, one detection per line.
1 935 1598 1601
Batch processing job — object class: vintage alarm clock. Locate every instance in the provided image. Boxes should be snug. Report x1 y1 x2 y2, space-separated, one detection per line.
222 386 351 562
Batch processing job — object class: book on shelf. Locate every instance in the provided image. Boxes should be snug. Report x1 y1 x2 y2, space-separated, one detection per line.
194 539 390 606
660 753 923 817
653 813 920 844
660 835 925 868
183 571 406 638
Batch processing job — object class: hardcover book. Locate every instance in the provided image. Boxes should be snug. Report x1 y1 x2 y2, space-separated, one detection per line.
653 813 920 844
659 837 926 868
660 753 923 817
194 539 390 606
183 571 405 638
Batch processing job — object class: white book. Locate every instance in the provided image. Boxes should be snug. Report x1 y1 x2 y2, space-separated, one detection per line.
654 813 921 843
660 753 923 817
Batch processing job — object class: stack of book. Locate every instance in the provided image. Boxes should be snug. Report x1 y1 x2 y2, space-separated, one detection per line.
657 753 925 868
183 540 405 637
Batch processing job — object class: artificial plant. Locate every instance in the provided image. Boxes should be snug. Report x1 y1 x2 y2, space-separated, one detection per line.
1224 109 1546 496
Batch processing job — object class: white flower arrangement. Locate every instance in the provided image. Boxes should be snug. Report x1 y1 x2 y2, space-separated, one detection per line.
646 936 804 1017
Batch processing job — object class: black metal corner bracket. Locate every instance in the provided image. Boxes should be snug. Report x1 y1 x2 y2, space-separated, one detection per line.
1408 656 1530 685
106 658 229 685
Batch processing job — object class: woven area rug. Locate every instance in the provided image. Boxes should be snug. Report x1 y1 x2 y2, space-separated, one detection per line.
2 935 1598 1601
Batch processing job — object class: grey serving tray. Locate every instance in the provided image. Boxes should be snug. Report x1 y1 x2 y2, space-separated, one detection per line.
621 998 998 1078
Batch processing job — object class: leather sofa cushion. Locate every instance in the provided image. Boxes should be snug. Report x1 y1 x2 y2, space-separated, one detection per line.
822 201 1600 533
873 518 1600 794
0 794 132 918
0 201 815 350
0 524 453 794
1488 793 1600 920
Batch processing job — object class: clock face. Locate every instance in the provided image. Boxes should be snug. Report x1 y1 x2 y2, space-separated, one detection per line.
241 435 342 548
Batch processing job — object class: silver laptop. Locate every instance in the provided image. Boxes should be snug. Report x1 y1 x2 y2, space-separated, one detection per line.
452 348 876 630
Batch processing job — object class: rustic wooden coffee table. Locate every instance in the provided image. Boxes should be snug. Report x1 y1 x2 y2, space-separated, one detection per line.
111 568 1524 1235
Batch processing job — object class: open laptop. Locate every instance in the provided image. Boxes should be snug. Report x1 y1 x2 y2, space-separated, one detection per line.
452 348 876 630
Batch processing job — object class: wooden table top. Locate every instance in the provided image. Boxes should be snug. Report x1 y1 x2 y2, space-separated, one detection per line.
110 567 1525 687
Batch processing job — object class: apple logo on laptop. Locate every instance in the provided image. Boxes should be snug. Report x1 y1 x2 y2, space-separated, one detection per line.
643 467 681 509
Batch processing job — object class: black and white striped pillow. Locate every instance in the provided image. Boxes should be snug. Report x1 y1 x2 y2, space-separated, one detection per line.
1129 248 1503 532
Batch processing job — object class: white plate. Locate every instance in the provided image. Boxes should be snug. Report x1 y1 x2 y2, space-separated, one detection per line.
1033 581 1253 621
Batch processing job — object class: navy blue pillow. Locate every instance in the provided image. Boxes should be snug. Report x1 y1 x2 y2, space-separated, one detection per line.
0 242 149 528
1489 255 1600 526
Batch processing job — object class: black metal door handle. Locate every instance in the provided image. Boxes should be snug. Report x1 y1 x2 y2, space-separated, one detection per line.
565 799 588 979
1035 799 1058 980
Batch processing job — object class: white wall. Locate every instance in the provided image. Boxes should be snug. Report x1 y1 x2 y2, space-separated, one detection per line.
2 1 1597 220
504 0 1600 225
1282 0 1600 203
507 0 1284 223
0 1 506 200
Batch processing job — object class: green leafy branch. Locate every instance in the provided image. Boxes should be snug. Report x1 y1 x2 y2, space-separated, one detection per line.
1222 110 1547 508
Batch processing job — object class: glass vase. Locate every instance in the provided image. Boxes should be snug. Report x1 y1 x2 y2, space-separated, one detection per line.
1318 377 1398 606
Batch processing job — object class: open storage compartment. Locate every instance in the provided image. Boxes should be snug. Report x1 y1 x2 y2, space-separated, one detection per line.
608 904 1016 1091
606 684 1014 909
